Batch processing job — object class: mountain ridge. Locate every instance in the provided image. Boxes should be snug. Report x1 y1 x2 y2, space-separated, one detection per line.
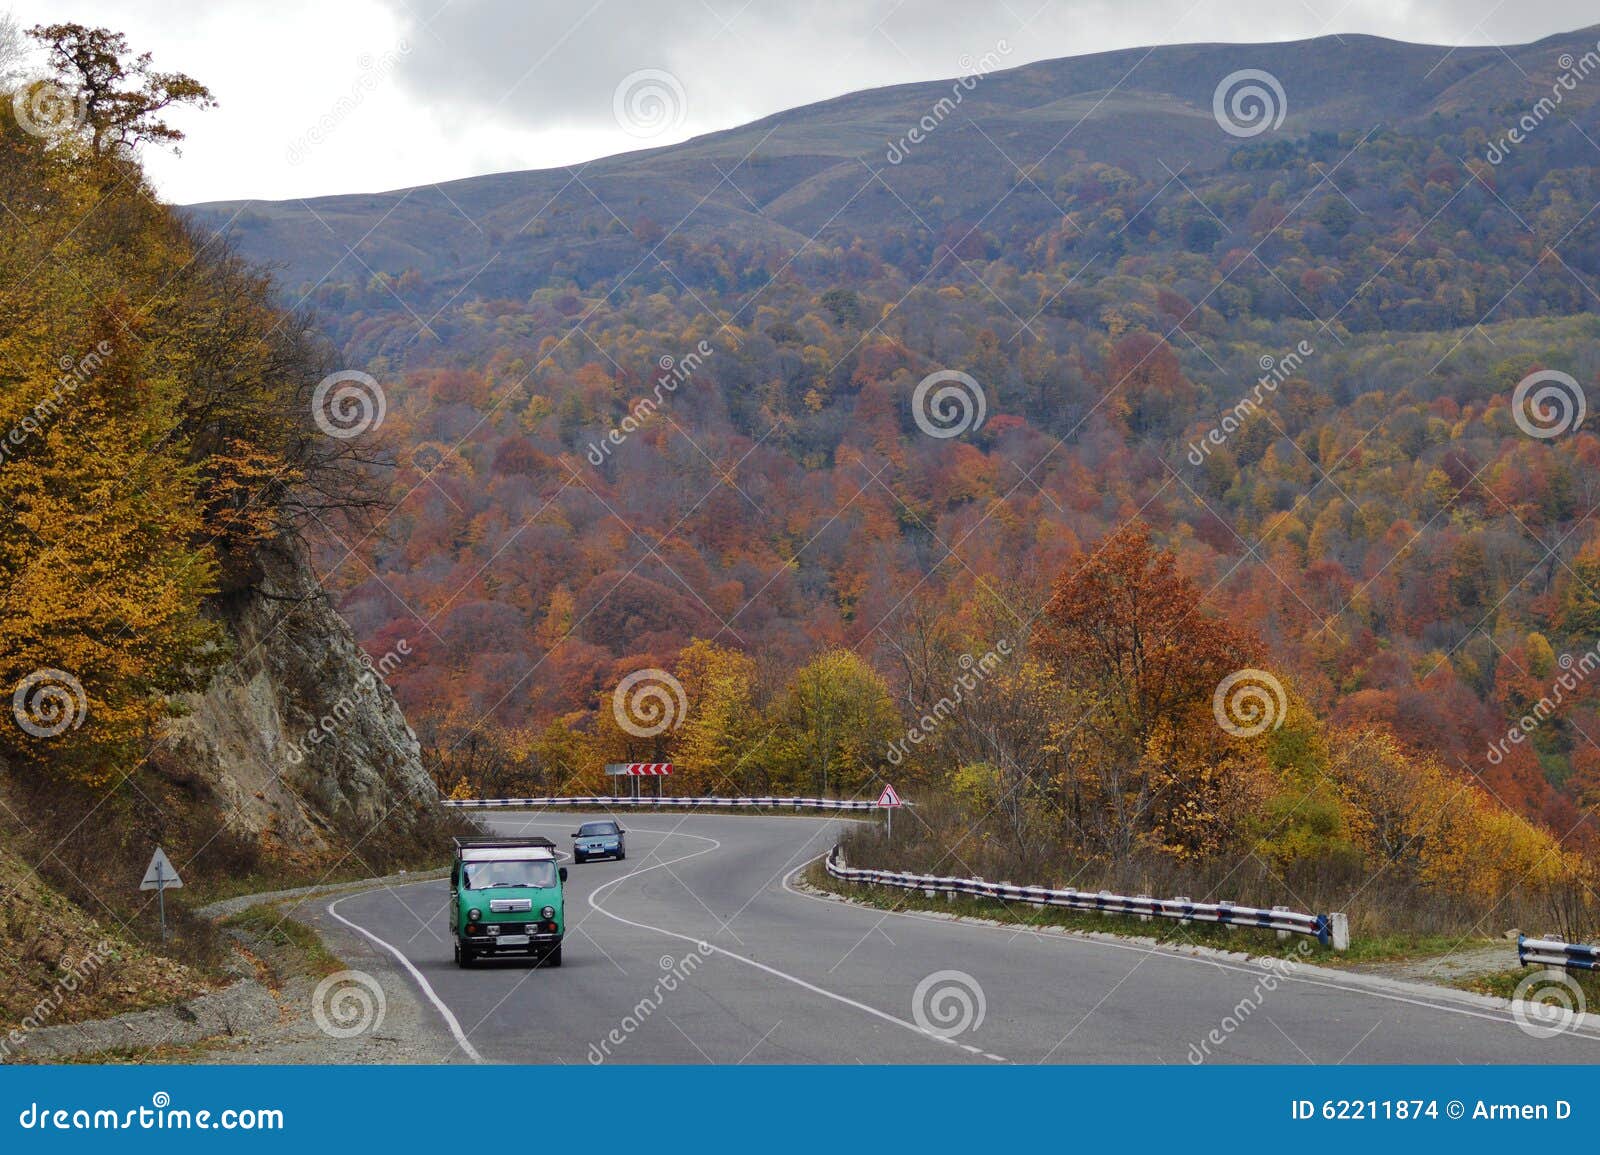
187 24 1600 298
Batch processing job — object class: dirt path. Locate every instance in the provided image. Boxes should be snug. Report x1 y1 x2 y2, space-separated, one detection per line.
1348 942 1520 985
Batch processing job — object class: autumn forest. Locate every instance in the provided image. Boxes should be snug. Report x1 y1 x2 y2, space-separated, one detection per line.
9 20 1600 941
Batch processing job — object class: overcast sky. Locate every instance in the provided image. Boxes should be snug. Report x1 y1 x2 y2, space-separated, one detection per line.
9 0 1599 205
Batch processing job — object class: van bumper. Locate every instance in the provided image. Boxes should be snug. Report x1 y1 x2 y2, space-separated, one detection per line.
465 930 563 952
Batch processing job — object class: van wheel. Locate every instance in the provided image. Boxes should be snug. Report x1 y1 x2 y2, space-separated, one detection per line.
457 941 475 968
544 946 562 968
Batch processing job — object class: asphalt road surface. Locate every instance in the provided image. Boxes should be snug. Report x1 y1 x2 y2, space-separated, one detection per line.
318 812 1600 1064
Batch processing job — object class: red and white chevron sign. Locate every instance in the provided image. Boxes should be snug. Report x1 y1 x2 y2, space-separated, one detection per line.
605 762 673 776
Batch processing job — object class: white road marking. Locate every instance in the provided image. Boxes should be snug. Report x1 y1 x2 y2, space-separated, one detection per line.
313 819 1597 1065
327 890 484 1063
780 858 1600 1042
582 825 1008 1063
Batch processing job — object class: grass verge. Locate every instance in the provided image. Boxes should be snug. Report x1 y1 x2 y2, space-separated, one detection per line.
192 855 451 905
802 861 1490 967
1455 965 1600 1006
220 903 345 983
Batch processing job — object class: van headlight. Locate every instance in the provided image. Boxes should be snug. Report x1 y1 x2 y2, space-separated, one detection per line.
468 909 481 921
541 906 556 919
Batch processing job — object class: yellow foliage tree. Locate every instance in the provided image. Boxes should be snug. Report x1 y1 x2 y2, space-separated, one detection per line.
671 639 763 795
767 649 900 797
0 312 220 787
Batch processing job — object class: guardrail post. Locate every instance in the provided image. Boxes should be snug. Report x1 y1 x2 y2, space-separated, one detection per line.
1273 905 1290 941
1173 897 1192 925
1329 912 1349 952
1220 900 1237 933
1136 894 1152 923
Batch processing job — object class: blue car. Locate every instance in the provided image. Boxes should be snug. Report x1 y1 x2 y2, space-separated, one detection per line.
572 820 626 863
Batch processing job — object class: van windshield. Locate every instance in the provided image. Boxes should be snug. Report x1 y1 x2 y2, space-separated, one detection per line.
462 859 558 890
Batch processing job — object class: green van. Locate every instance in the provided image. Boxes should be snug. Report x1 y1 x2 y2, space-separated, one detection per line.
451 836 568 968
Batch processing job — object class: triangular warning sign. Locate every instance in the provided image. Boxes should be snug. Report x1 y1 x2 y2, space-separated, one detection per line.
140 846 183 891
876 783 903 808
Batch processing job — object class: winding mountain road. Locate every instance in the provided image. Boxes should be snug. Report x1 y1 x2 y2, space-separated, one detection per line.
314 812 1600 1064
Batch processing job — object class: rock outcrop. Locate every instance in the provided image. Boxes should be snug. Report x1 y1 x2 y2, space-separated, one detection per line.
163 544 438 857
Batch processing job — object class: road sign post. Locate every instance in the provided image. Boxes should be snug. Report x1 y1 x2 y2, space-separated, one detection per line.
604 763 672 802
139 846 183 942
877 783 904 837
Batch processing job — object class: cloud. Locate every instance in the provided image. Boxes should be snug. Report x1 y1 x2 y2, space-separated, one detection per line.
376 0 1013 148
374 0 1600 158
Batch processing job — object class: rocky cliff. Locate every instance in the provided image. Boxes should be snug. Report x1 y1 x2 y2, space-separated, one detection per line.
162 543 440 859
0 543 452 1045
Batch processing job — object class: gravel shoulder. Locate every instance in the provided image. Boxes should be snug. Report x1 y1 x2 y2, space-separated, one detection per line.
9 867 461 1065
1346 943 1522 985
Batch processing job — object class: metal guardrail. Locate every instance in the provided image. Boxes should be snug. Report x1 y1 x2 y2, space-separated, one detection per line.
823 846 1350 950
1519 934 1600 971
444 796 897 812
